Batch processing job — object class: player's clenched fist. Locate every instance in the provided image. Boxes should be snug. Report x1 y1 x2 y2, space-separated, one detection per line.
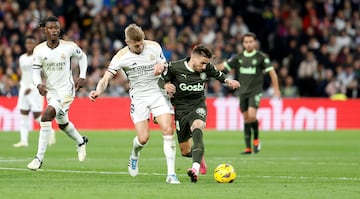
88 91 99 102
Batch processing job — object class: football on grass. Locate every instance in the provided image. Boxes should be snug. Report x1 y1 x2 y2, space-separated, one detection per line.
214 163 236 183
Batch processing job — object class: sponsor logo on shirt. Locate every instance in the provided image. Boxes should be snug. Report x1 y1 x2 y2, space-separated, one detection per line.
179 83 205 91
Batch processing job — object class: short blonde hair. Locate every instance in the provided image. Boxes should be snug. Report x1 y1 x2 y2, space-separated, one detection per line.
125 24 145 42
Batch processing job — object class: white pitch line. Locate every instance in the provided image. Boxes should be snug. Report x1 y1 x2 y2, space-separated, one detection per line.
244 175 360 181
0 167 359 181
0 159 29 162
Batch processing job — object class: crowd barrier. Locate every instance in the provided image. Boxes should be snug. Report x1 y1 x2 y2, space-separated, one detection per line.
1 97 359 131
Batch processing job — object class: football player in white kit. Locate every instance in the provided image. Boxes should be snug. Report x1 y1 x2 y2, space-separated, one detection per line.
27 16 88 170
14 35 56 148
89 24 180 184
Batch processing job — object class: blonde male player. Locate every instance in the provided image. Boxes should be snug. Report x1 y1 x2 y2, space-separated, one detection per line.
14 35 55 148
27 16 88 170
89 24 180 184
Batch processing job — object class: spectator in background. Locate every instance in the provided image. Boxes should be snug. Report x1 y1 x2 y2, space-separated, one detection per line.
281 75 299 98
297 51 318 96
1 0 360 98
337 65 357 98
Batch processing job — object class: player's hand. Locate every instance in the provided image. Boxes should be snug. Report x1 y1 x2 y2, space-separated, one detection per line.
88 90 99 102
75 78 86 91
154 63 165 76
37 84 47 96
164 82 176 98
226 79 240 90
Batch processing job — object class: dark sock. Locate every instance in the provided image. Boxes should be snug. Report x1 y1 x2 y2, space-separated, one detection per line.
251 120 259 140
244 123 251 149
192 128 204 164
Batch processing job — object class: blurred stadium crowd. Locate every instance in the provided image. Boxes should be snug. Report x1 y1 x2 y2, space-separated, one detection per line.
1 0 360 98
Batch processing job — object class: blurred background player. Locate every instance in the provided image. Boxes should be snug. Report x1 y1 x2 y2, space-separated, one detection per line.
27 16 88 170
13 35 56 148
89 24 179 184
217 32 281 154
159 44 240 183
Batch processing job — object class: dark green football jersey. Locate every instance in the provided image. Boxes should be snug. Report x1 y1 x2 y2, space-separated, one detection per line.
224 50 273 96
160 57 226 110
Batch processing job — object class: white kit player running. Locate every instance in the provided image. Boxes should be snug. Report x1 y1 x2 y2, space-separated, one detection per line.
14 35 56 148
89 24 180 184
27 16 88 170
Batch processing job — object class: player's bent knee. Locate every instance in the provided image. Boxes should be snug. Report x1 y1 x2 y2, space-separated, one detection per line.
162 126 174 136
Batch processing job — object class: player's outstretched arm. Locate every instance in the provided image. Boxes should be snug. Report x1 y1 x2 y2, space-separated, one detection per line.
89 71 113 102
269 70 281 98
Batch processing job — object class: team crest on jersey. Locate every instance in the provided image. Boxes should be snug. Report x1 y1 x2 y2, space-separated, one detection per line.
252 59 257 65
61 53 66 60
200 72 207 80
196 108 206 118
238 59 243 64
149 54 155 61
76 48 81 55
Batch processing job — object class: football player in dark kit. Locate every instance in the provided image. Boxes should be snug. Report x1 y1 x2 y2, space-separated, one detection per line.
159 44 240 183
217 32 281 155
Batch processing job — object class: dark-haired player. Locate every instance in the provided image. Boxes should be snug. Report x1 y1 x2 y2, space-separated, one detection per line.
217 32 281 154
159 44 240 183
27 16 88 170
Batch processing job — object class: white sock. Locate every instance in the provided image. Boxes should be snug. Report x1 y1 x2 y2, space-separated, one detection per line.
131 136 144 158
35 116 55 133
20 114 29 144
192 162 200 175
163 135 176 175
63 122 83 145
35 121 52 161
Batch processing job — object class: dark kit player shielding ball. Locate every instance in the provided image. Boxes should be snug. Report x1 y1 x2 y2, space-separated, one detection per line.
159 44 240 183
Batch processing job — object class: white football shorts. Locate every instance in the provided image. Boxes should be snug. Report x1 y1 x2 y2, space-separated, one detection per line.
130 93 174 124
17 88 44 112
47 91 74 124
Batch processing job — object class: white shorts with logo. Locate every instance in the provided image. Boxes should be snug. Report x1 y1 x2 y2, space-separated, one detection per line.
17 88 44 112
47 91 74 124
130 93 174 124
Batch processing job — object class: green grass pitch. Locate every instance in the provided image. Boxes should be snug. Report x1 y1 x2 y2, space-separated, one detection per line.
0 130 359 199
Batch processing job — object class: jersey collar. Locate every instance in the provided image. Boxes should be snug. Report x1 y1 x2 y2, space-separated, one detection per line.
184 57 195 72
244 50 256 57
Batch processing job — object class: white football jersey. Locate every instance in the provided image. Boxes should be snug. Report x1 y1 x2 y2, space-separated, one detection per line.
33 40 85 97
19 53 35 91
108 40 166 97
